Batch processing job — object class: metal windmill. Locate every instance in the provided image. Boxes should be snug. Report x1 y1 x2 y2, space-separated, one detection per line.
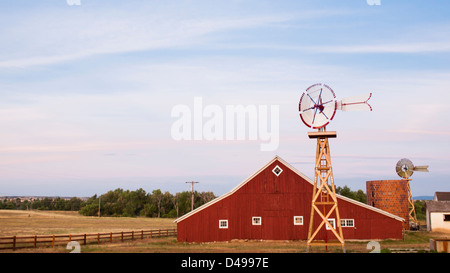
395 158 429 230
299 83 372 252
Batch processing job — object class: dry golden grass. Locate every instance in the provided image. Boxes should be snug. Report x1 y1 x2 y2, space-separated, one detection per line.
0 209 175 237
1 210 448 253
7 236 433 253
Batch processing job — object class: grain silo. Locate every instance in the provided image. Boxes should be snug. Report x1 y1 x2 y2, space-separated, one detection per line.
366 180 409 230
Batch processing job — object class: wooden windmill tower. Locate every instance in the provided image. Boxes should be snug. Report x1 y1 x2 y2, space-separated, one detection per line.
395 158 429 230
298 83 372 252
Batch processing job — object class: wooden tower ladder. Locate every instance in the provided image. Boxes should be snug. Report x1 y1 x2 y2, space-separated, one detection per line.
405 178 418 228
306 128 345 253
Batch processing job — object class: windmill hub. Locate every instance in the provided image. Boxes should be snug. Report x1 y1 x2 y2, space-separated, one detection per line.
315 104 324 112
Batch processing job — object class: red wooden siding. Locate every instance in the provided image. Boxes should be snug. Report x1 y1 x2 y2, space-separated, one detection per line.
176 157 403 242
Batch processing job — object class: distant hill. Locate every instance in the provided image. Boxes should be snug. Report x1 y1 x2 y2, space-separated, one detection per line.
414 196 433 200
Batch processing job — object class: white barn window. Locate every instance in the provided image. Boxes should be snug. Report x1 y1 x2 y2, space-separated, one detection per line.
252 217 262 225
326 218 336 230
219 220 228 229
341 219 355 227
294 216 303 225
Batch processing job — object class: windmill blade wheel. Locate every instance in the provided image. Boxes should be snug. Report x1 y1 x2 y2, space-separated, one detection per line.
395 158 414 179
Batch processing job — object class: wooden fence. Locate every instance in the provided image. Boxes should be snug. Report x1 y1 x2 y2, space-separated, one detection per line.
0 228 176 251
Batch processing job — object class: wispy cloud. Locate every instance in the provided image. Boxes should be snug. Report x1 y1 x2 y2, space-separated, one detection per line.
220 41 450 54
0 53 92 68
390 129 450 136
304 42 450 54
0 9 289 68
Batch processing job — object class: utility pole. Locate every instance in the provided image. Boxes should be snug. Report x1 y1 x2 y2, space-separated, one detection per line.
186 181 199 211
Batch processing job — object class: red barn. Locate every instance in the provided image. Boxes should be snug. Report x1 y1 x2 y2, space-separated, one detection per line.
175 156 404 242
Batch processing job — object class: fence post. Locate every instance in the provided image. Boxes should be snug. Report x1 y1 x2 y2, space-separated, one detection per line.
69 234 72 242
34 235 37 248
121 231 124 242
52 235 55 248
167 229 169 237
110 232 112 243
141 230 144 240
97 233 100 244
83 234 87 245
158 229 161 237
132 231 134 240
12 236 16 251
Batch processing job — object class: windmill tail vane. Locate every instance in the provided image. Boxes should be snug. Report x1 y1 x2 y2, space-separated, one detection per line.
413 165 429 172
337 93 372 112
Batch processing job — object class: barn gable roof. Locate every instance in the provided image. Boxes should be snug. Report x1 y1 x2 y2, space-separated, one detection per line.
174 155 404 223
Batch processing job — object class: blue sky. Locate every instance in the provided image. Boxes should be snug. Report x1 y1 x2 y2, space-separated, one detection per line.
0 0 449 197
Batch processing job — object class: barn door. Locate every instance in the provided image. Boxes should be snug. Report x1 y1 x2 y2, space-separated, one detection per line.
262 215 289 240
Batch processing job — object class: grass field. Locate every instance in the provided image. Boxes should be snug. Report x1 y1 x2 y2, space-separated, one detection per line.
0 209 175 237
0 210 448 253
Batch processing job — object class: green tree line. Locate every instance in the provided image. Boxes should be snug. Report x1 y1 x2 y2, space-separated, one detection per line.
335 185 367 203
0 188 216 218
79 188 216 218
0 197 84 211
414 200 426 221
